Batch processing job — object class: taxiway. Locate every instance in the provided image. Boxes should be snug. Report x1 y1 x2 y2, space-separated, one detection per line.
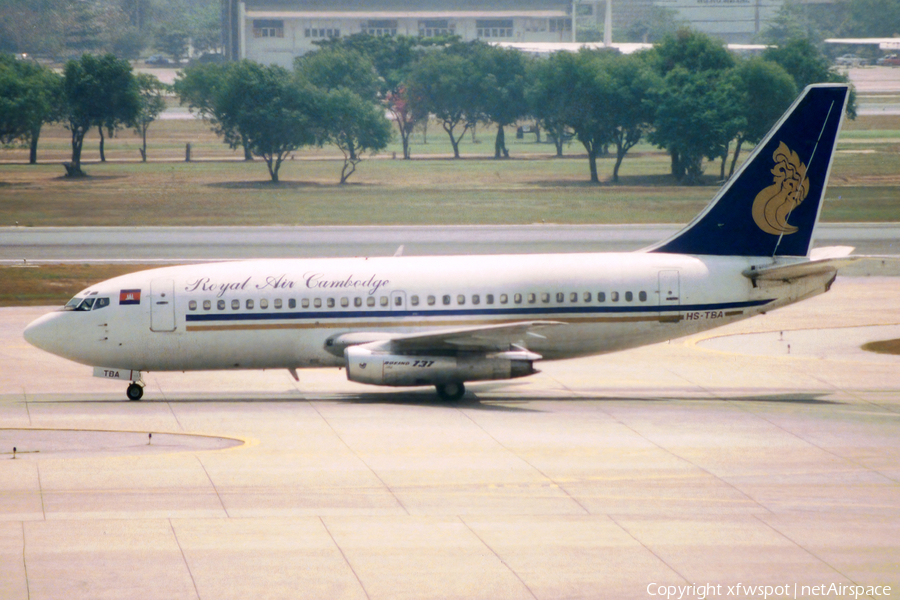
1 276 899 599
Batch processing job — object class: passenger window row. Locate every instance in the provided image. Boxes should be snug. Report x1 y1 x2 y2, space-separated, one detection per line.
187 290 650 312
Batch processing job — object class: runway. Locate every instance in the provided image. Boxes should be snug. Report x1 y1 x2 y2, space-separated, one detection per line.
1 277 899 599
3 223 900 262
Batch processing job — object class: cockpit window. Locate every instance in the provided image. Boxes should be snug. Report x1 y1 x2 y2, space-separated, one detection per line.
64 297 83 310
93 298 110 310
75 298 95 311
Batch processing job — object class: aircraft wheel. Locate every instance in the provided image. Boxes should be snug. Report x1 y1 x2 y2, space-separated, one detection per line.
126 383 144 401
436 382 465 401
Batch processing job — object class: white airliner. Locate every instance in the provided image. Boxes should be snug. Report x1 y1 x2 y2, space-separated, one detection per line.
26 84 860 401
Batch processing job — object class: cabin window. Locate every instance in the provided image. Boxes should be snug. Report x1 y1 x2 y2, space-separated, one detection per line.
246 299 254 309
367 297 375 307
274 299 283 309
472 294 480 305
411 295 419 306
570 292 578 303
500 294 508 304
443 295 451 305
541 293 550 303
584 292 591 302
514 293 522 304
611 292 619 302
232 299 240 310
380 296 389 307
625 292 633 302
341 297 349 308
457 294 465 305
260 299 269 309
597 292 606 302
313 298 321 308
189 300 197 311
394 296 402 307
639 291 648 302
288 299 296 309
302 299 310 308
217 300 225 310
527 293 536 304
327 298 335 308
557 292 565 303
355 297 362 307
203 300 212 311
427 295 436 306
486 294 494 304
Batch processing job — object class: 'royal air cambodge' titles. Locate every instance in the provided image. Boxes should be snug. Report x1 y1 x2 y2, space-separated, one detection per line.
184 273 390 298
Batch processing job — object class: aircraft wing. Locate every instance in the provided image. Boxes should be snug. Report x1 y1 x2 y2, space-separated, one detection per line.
385 320 565 353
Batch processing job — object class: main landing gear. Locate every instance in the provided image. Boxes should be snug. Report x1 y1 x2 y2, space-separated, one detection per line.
126 381 145 401
435 382 466 401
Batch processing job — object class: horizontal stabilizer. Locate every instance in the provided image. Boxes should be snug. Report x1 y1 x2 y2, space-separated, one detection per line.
743 253 898 281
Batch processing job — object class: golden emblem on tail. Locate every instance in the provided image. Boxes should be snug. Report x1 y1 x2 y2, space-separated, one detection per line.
752 141 809 235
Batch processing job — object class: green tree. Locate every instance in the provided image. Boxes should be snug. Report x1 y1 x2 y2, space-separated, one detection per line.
727 58 797 178
471 44 530 159
844 0 900 38
216 61 318 182
599 53 658 183
61 53 140 177
294 47 379 100
406 48 482 159
762 38 856 117
133 72 168 162
649 67 743 185
155 23 190 62
526 52 576 157
174 62 252 160
319 88 392 184
647 29 739 183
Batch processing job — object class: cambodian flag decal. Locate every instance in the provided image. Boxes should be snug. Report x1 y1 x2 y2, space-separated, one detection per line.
119 289 142 305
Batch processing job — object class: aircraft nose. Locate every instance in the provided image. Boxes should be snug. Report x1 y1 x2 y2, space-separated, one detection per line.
24 311 63 355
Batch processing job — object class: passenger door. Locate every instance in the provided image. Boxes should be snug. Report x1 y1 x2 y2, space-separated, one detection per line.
150 279 176 332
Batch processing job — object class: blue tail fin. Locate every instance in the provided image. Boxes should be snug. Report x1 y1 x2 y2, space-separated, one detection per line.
649 84 849 257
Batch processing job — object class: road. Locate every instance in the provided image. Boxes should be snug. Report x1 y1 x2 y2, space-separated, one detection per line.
2 223 900 263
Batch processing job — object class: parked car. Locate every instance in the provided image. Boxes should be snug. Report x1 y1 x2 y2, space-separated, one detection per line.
145 55 174 66
191 53 226 65
835 54 867 67
877 54 900 66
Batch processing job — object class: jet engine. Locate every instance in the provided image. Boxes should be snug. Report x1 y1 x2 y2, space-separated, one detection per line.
344 345 537 387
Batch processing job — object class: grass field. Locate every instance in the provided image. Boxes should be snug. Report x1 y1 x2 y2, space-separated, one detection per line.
1 114 899 227
1 113 898 307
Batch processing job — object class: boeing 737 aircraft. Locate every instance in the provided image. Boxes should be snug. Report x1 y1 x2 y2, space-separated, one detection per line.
26 84 859 401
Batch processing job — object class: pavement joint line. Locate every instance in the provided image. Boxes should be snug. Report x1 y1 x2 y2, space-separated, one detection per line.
318 516 372 600
751 514 862 588
308 400 410 516
35 463 45 521
793 363 900 417
458 515 539 600
169 519 202 600
606 514 691 585
196 456 230 518
457 400 591 515
731 379 900 487
578 386 775 515
21 521 31 600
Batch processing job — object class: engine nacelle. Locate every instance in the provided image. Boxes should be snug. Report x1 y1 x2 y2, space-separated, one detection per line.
344 346 537 387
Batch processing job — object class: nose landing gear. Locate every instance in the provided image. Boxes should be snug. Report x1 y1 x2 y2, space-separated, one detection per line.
126 381 145 401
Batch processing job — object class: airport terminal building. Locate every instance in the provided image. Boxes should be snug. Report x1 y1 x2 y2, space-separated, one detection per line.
222 0 575 68
222 0 819 67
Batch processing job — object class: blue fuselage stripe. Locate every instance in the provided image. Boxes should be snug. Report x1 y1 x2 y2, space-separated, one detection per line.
184 299 773 323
